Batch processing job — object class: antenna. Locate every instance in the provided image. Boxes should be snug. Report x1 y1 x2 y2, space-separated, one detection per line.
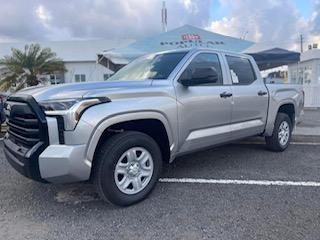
161 1 167 32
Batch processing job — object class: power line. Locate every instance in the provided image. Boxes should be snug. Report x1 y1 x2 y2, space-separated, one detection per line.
246 35 317 45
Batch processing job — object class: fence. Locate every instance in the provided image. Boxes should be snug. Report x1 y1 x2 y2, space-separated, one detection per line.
303 85 320 107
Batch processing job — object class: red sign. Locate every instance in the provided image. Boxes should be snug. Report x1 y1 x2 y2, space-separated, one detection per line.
181 34 201 41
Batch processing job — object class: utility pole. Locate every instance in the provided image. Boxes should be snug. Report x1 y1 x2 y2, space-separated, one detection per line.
161 1 167 32
300 34 303 53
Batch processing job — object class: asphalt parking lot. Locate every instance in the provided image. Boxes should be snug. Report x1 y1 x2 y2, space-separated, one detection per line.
1 139 320 240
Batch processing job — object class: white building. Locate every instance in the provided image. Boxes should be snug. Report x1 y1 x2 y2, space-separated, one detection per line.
0 39 133 85
288 49 320 107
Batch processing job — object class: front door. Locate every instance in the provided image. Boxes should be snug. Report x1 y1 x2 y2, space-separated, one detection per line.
175 52 233 154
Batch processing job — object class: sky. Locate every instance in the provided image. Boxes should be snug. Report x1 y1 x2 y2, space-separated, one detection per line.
0 0 319 51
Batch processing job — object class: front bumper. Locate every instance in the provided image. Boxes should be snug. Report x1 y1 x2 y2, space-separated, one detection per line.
39 144 91 183
4 94 92 183
4 137 48 183
5 137 92 183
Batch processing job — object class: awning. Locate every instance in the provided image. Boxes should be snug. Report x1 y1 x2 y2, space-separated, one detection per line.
99 24 254 71
247 48 300 71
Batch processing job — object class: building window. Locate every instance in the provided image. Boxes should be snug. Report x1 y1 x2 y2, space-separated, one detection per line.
49 74 64 85
303 66 312 85
103 74 112 81
75 74 86 82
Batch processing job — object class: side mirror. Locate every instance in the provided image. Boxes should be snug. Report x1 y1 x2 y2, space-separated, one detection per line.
178 67 219 86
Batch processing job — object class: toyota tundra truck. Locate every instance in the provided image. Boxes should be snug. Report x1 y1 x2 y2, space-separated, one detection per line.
4 48 304 206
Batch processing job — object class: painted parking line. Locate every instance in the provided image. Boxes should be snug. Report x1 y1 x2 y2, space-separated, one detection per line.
159 178 320 187
238 141 320 146
290 142 320 145
286 141 320 145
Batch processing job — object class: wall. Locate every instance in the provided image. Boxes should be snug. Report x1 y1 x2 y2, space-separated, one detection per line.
301 49 320 62
288 59 320 107
64 61 114 83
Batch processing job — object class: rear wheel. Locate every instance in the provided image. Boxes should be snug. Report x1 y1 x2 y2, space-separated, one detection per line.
265 113 292 152
94 131 162 206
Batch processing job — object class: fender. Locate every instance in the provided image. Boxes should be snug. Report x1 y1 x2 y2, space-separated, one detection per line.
86 111 176 162
264 99 297 136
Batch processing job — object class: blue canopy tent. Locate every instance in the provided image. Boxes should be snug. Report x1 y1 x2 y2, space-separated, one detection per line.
247 48 300 71
99 25 254 71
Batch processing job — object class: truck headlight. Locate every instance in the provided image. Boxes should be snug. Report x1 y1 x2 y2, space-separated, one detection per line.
40 99 79 111
39 97 110 130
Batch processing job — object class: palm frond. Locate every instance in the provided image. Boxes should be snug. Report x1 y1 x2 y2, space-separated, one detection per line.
0 73 17 91
15 79 27 91
0 43 66 89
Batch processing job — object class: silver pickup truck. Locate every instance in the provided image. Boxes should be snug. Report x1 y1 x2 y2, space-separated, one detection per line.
4 48 304 206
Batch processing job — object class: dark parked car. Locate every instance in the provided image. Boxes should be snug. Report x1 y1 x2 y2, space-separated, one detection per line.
0 93 8 124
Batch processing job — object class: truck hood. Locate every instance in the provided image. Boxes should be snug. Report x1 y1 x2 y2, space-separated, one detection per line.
18 80 153 102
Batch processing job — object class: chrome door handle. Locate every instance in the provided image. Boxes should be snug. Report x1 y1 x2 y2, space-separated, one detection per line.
258 91 267 96
220 92 233 98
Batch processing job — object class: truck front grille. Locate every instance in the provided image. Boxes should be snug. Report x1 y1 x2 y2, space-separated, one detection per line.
4 94 49 182
6 101 41 148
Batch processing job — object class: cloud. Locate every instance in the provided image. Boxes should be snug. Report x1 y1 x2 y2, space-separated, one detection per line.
36 5 51 22
0 0 48 42
0 0 319 52
207 0 306 51
310 0 320 35
0 0 211 42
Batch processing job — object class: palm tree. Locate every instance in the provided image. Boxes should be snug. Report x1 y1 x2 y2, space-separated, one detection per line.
0 43 66 91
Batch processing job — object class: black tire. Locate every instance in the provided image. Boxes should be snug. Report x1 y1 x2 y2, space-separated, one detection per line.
265 113 292 152
94 131 162 206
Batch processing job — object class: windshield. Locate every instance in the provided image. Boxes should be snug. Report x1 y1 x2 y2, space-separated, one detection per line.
108 52 187 81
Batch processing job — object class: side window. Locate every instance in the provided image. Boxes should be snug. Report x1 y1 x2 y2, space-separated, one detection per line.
180 53 223 86
226 56 256 85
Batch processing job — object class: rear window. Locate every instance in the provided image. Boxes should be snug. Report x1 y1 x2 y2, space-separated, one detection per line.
226 56 256 85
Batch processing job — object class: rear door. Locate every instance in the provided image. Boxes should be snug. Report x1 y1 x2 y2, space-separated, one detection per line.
224 55 269 139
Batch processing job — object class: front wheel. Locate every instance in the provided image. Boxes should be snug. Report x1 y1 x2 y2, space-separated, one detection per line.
265 113 292 152
94 131 162 206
